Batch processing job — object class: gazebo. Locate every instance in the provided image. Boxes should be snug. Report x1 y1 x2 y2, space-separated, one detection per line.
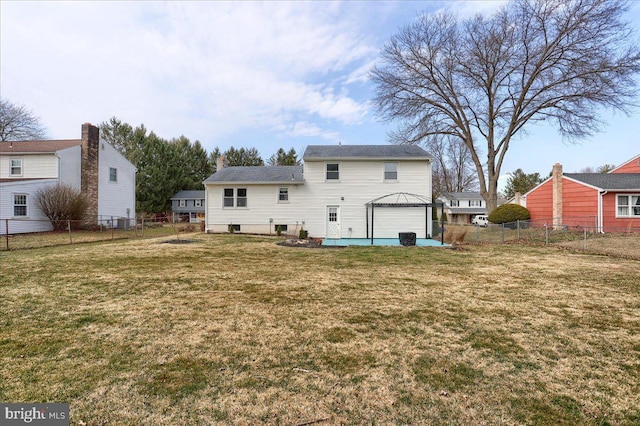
365 192 445 245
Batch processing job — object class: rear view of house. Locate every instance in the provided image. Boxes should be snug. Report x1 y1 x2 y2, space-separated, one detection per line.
0 123 136 234
204 144 434 239
525 154 640 232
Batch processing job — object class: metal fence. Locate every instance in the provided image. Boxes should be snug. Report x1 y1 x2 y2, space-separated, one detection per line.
0 215 200 251
443 218 640 259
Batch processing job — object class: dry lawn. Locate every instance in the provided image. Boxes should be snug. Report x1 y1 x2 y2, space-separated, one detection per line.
0 234 638 425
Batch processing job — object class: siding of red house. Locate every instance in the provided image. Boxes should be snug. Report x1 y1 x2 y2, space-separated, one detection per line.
603 192 639 232
611 157 640 174
526 180 553 222
562 178 599 227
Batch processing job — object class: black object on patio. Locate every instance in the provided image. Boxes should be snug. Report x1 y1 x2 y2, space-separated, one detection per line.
399 232 416 246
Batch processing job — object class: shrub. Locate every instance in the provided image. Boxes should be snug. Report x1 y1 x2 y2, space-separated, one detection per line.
299 229 308 239
35 184 89 231
488 204 530 224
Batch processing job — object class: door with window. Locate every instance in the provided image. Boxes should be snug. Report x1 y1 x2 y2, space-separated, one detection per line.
326 206 340 239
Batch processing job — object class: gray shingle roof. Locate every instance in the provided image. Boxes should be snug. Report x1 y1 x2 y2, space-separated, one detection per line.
204 166 304 184
440 192 484 200
171 190 205 200
565 173 640 190
303 144 431 160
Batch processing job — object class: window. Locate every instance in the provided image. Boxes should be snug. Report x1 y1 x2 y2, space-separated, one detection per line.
195 199 203 207
278 187 289 202
179 199 186 207
274 224 288 232
13 194 27 217
228 224 241 232
384 162 397 180
223 188 235 207
617 195 640 217
326 163 339 180
469 199 482 207
109 167 117 182
10 159 22 176
237 188 247 207
449 200 459 207
223 188 247 208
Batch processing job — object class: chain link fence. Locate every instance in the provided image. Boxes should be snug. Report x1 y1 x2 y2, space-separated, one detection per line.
443 218 640 259
1 215 200 251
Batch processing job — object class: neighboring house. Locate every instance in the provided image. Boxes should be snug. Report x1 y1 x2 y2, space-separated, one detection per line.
203 145 434 239
171 190 205 223
525 154 640 232
437 192 487 224
0 123 136 234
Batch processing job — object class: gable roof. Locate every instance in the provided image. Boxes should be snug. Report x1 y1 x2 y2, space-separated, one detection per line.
171 190 205 200
303 144 431 160
0 139 81 154
565 173 640 191
204 166 304 184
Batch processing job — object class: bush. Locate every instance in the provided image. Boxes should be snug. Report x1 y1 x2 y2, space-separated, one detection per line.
488 204 530 224
35 184 89 231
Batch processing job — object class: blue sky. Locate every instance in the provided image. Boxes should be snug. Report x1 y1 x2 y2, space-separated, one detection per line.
1 0 639 184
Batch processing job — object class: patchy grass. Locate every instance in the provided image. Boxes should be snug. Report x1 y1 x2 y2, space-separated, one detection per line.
0 234 639 424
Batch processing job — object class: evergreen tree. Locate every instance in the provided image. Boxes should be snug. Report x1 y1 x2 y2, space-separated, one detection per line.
268 148 301 166
502 169 544 199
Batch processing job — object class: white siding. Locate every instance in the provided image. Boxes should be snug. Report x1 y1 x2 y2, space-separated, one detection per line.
58 145 82 189
205 159 433 238
98 141 136 222
0 154 59 179
0 179 57 234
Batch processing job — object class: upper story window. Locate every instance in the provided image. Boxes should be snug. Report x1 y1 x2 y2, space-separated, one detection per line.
469 199 482 207
10 158 23 176
194 199 203 207
449 200 459 207
617 194 640 217
326 163 339 180
223 188 248 208
384 162 397 180
179 199 187 207
278 187 289 202
109 167 118 182
14 194 27 217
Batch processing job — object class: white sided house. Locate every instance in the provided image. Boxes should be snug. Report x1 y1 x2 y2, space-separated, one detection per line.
204 145 434 239
0 123 136 234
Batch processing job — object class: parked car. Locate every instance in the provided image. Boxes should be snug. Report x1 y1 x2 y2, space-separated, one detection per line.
472 215 489 227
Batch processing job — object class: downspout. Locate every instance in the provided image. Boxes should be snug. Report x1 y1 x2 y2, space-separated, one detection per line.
598 190 607 233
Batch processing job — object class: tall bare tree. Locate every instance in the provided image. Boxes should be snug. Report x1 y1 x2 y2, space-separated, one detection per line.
372 0 640 212
427 135 478 199
0 98 48 141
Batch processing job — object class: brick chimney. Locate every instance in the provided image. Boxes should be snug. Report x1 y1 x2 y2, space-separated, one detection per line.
216 154 225 172
81 123 100 220
552 163 563 229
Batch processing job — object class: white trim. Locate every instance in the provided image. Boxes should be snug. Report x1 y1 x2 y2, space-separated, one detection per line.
609 154 640 173
615 193 640 218
325 162 340 182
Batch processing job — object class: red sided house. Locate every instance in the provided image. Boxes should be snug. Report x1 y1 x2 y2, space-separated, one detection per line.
525 154 640 232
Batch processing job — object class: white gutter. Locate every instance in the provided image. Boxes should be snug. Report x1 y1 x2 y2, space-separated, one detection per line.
598 190 607 233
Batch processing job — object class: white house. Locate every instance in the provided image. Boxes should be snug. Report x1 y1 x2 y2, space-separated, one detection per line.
437 192 487 224
204 145 434 239
0 123 136 234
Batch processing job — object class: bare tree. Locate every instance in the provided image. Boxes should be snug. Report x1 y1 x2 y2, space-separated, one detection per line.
0 98 48 141
372 0 640 212
35 184 89 231
427 135 478 199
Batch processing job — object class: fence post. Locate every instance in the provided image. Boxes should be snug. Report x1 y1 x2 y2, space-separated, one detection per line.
583 227 587 251
5 219 8 251
68 220 73 245
517 220 520 240
142 215 145 237
545 223 549 245
111 216 114 240
476 224 480 242
501 223 505 243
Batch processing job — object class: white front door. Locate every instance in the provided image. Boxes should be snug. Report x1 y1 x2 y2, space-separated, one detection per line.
326 206 340 239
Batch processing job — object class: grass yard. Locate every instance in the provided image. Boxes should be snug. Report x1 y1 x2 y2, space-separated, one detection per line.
1 234 639 425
